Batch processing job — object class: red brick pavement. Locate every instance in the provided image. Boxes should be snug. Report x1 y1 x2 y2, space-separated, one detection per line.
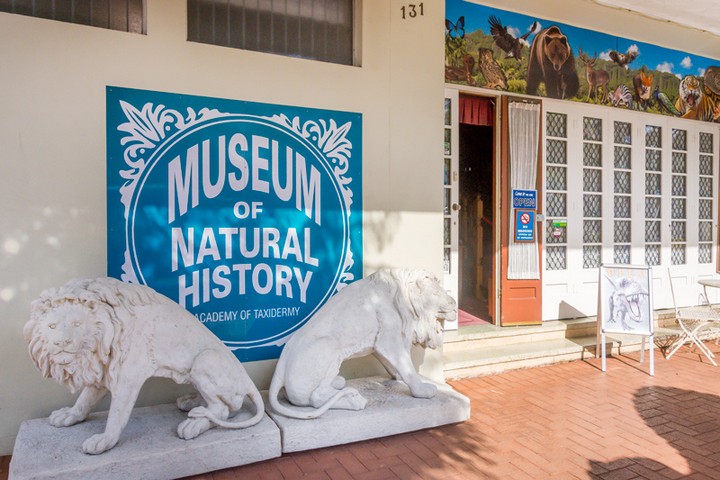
3 342 720 479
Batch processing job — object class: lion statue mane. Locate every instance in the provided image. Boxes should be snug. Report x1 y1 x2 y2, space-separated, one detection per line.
268 268 456 419
24 277 264 454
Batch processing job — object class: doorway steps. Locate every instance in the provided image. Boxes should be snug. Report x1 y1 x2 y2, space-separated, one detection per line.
442 310 681 379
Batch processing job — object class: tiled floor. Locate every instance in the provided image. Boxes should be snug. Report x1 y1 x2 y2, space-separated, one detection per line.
3 342 720 479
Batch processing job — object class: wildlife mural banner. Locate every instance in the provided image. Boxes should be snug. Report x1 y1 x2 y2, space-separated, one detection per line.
445 0 720 122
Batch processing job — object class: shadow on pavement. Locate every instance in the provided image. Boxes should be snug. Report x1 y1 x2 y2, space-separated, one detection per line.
589 385 720 479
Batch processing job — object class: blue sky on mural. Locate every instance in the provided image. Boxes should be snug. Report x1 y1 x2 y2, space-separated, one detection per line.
446 0 718 78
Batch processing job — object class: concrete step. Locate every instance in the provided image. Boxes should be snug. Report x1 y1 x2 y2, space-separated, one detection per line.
443 322 682 380
443 310 679 354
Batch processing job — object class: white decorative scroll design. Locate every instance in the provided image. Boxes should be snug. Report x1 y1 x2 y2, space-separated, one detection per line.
508 102 541 279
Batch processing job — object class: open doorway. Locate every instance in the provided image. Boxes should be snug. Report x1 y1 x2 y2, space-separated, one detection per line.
457 95 495 327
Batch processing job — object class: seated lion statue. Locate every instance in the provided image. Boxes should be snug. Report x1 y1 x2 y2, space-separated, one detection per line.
268 268 456 419
24 277 264 454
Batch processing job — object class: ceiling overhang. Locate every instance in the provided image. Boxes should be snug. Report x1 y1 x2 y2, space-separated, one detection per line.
591 0 720 37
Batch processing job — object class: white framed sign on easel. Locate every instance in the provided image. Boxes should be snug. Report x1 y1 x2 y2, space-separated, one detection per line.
596 264 654 376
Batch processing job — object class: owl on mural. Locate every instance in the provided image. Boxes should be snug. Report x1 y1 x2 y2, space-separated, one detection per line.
477 48 507 90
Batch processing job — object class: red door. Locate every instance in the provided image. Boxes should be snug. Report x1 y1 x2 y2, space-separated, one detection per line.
499 97 543 326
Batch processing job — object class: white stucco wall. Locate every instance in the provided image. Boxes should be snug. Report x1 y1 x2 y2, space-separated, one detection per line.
0 0 445 455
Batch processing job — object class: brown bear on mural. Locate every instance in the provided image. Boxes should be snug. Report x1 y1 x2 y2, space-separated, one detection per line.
526 25 579 100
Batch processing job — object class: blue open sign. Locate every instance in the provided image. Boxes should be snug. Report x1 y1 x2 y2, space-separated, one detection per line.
512 189 537 209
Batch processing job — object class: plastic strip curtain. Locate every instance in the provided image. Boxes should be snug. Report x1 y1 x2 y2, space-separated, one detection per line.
508 101 541 279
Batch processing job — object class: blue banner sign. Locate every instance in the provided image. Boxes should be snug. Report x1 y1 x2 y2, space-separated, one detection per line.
106 87 363 362
515 210 535 242
512 189 537 209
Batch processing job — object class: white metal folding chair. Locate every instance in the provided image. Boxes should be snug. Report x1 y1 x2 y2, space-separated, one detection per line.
667 269 720 365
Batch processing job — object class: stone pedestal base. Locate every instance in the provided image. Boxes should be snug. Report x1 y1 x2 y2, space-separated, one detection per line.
10 403 281 480
266 376 471 452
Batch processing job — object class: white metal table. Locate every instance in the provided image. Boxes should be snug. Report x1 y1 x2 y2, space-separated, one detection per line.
698 278 720 305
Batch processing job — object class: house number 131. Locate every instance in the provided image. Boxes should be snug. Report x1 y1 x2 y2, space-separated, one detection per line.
400 3 424 19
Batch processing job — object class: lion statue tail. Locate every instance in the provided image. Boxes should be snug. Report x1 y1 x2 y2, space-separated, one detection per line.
188 389 265 429
268 356 351 420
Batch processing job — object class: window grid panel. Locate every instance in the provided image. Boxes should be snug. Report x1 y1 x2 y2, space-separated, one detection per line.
614 220 631 243
671 221 686 242
646 125 662 148
547 113 567 138
645 197 661 218
672 152 687 173
700 132 714 153
645 220 661 242
700 199 713 219
584 168 602 192
700 222 713 242
699 176 713 198
645 173 661 195
583 117 602 142
671 244 686 265
672 198 686 219
584 220 602 244
614 121 632 145
546 220 567 244
547 166 567 191
645 149 662 171
583 245 602 269
583 143 602 167
614 245 631 264
584 194 602 218
444 158 451 185
546 139 568 164
614 196 631 218
646 245 661 266
700 155 713 176
546 246 567 270
615 171 631 194
672 175 686 196
547 193 567 217
699 244 712 264
614 146 631 169
672 129 687 151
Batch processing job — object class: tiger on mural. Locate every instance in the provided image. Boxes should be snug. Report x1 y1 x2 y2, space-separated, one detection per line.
682 68 720 122
675 75 701 116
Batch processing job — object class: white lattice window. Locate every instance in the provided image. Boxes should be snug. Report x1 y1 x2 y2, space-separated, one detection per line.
613 121 632 264
545 112 568 271
671 128 688 265
582 116 603 269
645 125 662 266
698 132 714 264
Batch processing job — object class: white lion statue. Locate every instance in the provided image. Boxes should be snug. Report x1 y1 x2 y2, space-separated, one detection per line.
268 268 456 419
24 277 264 454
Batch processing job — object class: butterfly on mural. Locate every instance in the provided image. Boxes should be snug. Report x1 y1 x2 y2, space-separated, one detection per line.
445 16 465 39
